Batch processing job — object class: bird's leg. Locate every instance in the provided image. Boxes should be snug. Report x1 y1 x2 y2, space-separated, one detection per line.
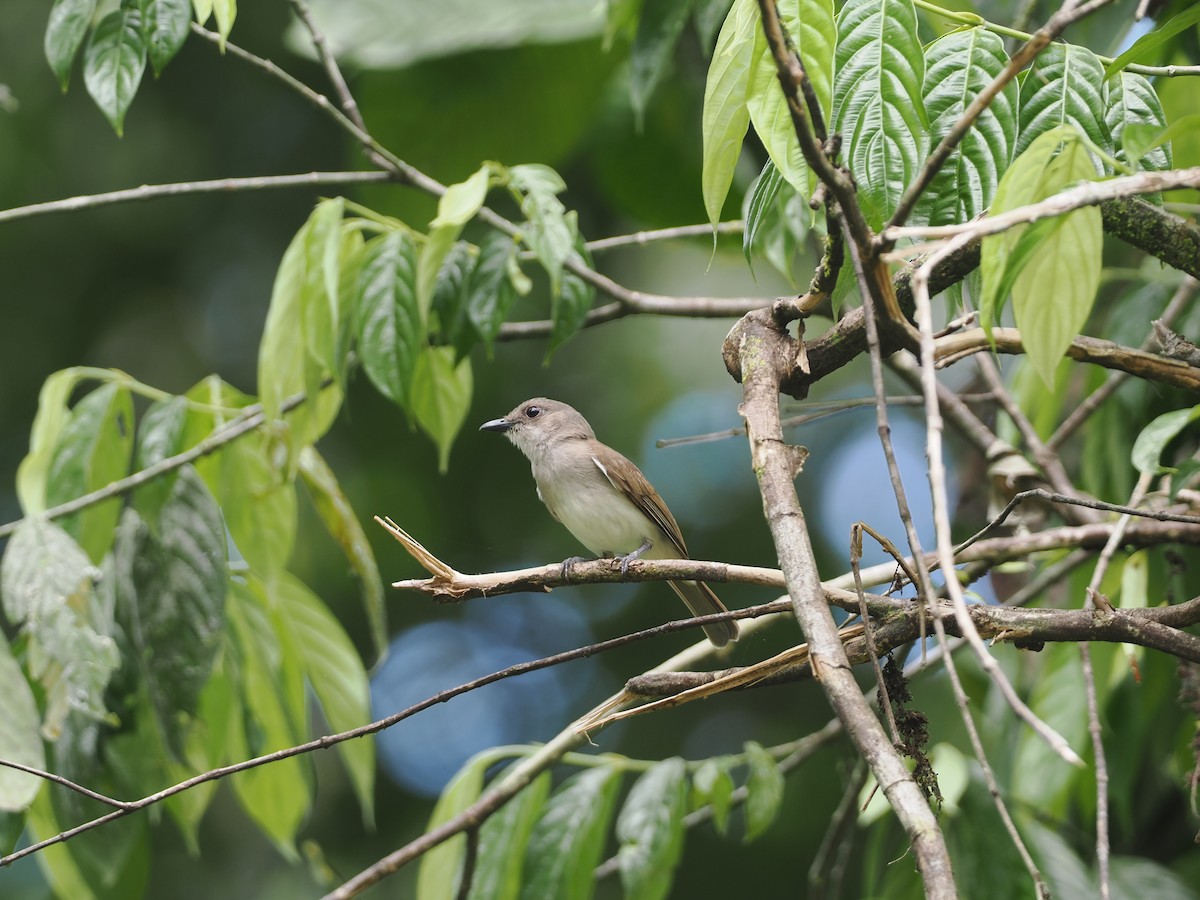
560 555 591 582
616 539 653 576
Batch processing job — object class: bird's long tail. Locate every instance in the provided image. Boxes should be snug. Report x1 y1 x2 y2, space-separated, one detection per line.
667 580 739 647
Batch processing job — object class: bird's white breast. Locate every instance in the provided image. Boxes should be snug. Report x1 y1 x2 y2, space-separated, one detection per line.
534 456 662 557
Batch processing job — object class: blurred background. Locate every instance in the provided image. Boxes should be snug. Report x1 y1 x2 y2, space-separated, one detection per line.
1 0 1198 897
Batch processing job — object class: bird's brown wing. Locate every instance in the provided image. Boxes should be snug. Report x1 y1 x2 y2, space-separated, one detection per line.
590 444 688 557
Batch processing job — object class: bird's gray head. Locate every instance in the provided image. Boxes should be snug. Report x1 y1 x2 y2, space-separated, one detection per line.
479 397 595 457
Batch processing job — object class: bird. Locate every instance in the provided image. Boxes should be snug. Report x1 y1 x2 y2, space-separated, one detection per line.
479 397 738 647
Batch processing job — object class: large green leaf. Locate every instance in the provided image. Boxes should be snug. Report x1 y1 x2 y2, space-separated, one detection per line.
519 765 622 900
832 0 928 227
143 0 191 75
44 382 134 563
45 0 98 90
274 570 375 825
1131 405 1200 474
416 751 491 900
16 368 86 516
353 230 422 408
742 741 784 841
616 757 688 900
131 394 189 526
701 0 758 227
109 469 227 757
82 5 147 135
430 241 478 360
465 231 522 350
747 0 835 195
300 198 347 385
916 27 1018 227
1014 43 1110 162
468 769 551 900
510 164 577 296
0 519 118 738
411 346 473 472
0 638 45 811
629 0 694 126
1105 71 1172 183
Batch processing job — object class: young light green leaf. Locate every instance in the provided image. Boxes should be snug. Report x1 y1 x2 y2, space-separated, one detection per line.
411 346 473 472
0 638 45 811
301 198 347 384
747 0 835 195
691 756 735 835
192 0 213 21
83 6 147 135
432 165 492 229
297 446 387 659
212 0 236 45
629 0 694 127
45 0 98 90
0 518 118 739
616 757 688 900
468 769 551 900
1131 405 1200 474
465 231 521 350
519 765 622 900
416 751 491 900
109 469 227 757
46 382 135 563
16 368 86 515
1103 3 1200 80
274 570 375 825
1015 43 1111 163
916 27 1018 227
353 230 422 408
743 741 784 841
1011 138 1103 386
701 0 758 227
144 0 191 76
510 165 576 296
833 0 929 227
1122 115 1200 170
132 394 189 526
1105 72 1172 183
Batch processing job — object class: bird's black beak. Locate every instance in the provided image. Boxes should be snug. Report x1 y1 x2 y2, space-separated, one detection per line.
479 417 513 433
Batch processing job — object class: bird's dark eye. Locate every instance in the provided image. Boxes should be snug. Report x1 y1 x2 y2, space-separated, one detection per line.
525 405 542 418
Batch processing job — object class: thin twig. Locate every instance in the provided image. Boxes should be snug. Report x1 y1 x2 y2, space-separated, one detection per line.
584 220 743 252
809 760 869 900
287 0 366 130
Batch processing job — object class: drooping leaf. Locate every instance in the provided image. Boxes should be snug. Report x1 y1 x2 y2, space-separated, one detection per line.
468 769 551 900
747 0 836 195
411 345 473 472
832 0 928 227
510 164 577 296
143 0 191 75
546 237 595 361
430 240 478 360
465 231 521 350
212 0 236 45
690 756 735 835
1131 405 1200 474
0 638 45 811
353 230 422 408
1102 3 1200 80
915 27 1018 227
629 0 694 126
416 751 491 900
742 158 784 266
131 394 188 526
16 368 87 516
0 518 118 738
109 469 227 757
1105 71 1171 201
1014 43 1110 163
45 0 98 90
742 741 784 841
519 765 622 900
45 382 135 563
701 0 758 227
83 6 147 135
616 757 688 900
431 165 492 230
273 569 375 825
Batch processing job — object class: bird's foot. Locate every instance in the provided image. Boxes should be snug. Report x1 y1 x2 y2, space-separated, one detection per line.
616 539 653 576
560 556 590 582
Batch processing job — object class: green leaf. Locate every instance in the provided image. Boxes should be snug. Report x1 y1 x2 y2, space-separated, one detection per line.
1105 72 1172 180
212 0 236 45
83 6 147 135
0 518 118 738
430 241 478 360
1014 43 1110 163
411 346 473 473
616 757 688 900
1131 406 1200 474
27 789 100 900
1011 138 1103 386
701 0 757 227
17 368 86 516
143 0 191 75
742 158 784 266
109 469 227 757
747 0 836 195
416 751 491 900
0 638 45 811
45 0 98 90
546 239 595 361
1011 644 1087 816
1110 856 1199 900
916 27 1018 227
519 765 622 900
274 569 375 826
694 0 732 50
742 741 784 840
1103 3 1200 80
690 756 734 835
192 0 213 22
833 0 929 227
432 165 492 229
353 230 422 408
468 770 551 900
132 394 188 526
301 198 347 383
510 164 577 296
297 447 387 660
1122 115 1200 171
629 0 694 127
465 231 521 350
46 382 135 563
226 578 310 861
